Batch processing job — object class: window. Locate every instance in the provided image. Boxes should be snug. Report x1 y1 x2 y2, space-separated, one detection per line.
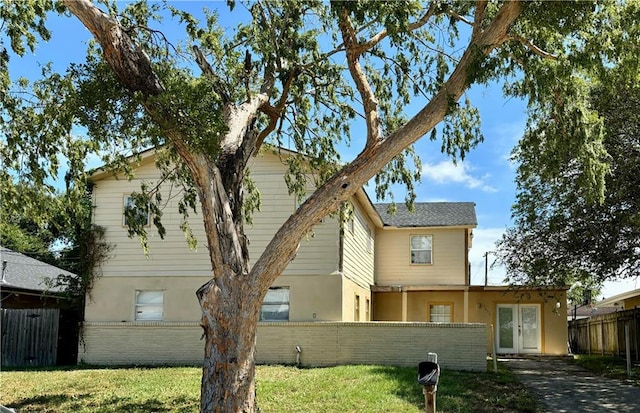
135 290 164 321
123 195 150 227
429 304 451 323
260 287 290 321
354 295 360 321
411 235 432 264
365 298 370 321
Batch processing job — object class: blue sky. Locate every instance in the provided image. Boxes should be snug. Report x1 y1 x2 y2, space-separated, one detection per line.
8 2 637 299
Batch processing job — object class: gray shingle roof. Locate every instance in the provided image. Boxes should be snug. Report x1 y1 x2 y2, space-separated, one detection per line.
374 202 477 227
0 246 75 292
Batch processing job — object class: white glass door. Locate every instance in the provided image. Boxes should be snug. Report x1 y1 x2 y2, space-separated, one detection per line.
496 304 541 354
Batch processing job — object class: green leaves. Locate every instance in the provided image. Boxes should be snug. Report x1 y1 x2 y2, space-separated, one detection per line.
498 67 640 289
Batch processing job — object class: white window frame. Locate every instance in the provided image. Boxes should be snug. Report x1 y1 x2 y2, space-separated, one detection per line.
123 194 150 227
260 287 290 321
135 290 164 321
410 235 433 264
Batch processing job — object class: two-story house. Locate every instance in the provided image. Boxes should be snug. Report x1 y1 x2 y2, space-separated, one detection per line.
79 148 567 365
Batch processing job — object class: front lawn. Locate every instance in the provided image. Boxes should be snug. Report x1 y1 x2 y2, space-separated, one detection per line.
1 363 540 412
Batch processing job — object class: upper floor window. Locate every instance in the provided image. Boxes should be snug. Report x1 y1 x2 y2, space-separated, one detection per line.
260 287 290 321
410 235 432 264
135 290 164 321
123 195 150 227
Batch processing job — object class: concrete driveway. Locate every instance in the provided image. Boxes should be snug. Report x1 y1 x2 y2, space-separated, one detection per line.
504 357 640 412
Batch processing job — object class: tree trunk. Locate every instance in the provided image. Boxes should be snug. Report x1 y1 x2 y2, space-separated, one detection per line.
197 272 261 413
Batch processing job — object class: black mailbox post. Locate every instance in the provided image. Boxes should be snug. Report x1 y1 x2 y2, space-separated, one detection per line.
417 358 440 413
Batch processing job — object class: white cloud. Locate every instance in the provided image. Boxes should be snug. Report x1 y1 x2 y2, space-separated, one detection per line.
422 160 498 193
468 227 507 286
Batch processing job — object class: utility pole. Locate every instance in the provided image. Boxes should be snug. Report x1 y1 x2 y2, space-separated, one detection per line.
484 251 493 286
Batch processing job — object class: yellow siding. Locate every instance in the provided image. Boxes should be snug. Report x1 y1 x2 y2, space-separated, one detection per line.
375 227 467 286
624 296 640 309
341 200 375 289
92 151 339 278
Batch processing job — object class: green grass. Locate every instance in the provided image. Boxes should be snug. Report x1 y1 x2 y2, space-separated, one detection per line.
1 363 540 412
572 355 640 386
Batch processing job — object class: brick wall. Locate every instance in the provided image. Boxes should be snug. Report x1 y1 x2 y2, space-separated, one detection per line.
79 321 487 371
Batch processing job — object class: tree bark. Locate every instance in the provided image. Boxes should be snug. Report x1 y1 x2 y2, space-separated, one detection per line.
197 271 261 413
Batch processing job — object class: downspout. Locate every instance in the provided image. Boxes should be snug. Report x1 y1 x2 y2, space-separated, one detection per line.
464 229 470 286
338 223 344 273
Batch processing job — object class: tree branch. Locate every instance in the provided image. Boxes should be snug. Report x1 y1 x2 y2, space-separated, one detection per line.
192 45 231 103
472 0 488 38
250 0 525 289
447 10 474 27
254 69 297 154
337 7 381 147
355 2 439 54
509 34 559 60
61 0 163 96
63 0 240 274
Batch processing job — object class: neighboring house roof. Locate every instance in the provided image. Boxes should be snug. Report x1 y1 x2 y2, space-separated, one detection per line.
0 246 74 293
598 288 640 307
567 304 619 320
374 202 477 228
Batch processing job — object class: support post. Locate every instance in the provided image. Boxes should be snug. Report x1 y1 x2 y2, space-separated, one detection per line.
401 290 408 322
423 385 437 413
491 324 498 373
626 323 632 377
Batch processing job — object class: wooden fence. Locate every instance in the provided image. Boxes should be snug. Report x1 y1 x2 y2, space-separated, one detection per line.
1 308 60 367
568 308 640 359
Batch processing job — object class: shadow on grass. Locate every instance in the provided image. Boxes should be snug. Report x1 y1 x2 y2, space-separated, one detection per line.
8 394 198 413
369 364 541 413
367 365 425 408
1 363 200 373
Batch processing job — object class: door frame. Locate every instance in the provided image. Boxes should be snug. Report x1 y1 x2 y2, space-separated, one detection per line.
496 303 542 354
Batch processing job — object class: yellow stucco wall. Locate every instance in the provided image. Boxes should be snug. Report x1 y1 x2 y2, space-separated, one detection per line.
341 277 372 321
86 274 345 323
373 292 402 321
373 288 568 355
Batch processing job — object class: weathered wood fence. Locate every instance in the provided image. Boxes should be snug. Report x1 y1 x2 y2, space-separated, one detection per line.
1 308 60 367
568 308 640 359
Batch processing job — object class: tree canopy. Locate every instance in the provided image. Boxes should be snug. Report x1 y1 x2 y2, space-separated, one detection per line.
496 68 640 297
3 1 639 411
